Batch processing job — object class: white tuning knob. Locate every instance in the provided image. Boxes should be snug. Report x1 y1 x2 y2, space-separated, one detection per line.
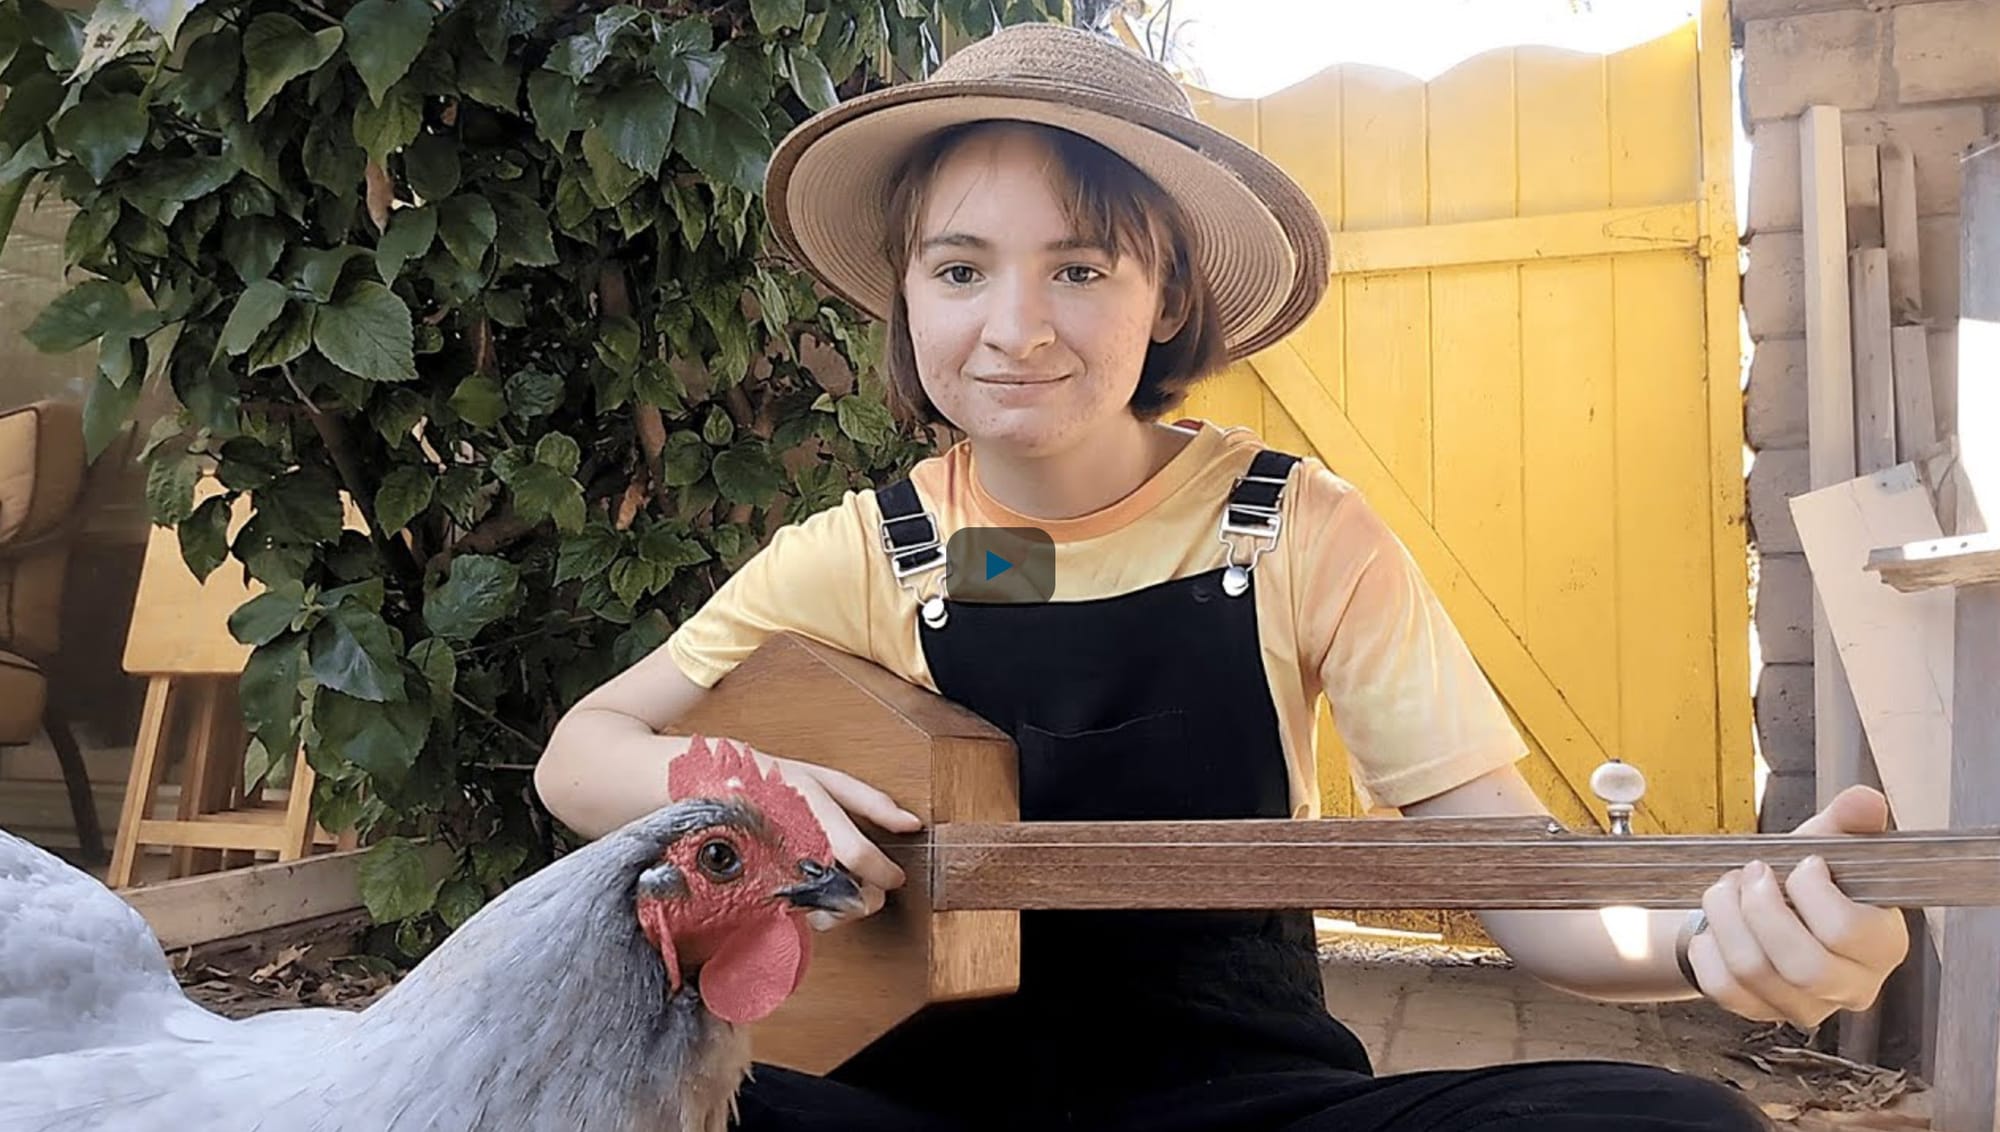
1590 759 1646 837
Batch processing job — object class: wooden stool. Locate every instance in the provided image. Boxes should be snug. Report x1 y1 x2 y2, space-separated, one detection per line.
107 481 356 889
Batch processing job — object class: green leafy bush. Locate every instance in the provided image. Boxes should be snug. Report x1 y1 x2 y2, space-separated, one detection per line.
0 0 1065 954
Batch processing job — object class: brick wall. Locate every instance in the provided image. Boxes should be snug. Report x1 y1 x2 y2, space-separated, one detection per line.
1737 0 2000 829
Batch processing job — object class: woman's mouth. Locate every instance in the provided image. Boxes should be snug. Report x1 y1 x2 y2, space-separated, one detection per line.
973 373 1066 386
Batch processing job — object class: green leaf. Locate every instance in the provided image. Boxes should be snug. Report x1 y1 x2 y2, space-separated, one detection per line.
216 437 286 491
595 80 676 175
25 279 129 353
581 126 645 205
318 690 430 786
246 304 315 373
423 553 521 641
177 493 232 582
535 432 581 476
639 523 709 568
525 69 580 146
435 877 486 929
662 430 708 487
608 557 658 607
294 245 374 305
448 373 506 428
259 468 345 544
507 463 585 533
229 589 305 648
403 129 460 200
314 281 416 383
750 0 806 35
223 216 286 283
145 450 199 526
785 45 838 114
457 50 520 109
556 523 621 586
220 279 288 357
836 393 896 449
123 154 240 225
437 194 496 269
504 367 563 418
239 632 305 756
652 19 724 112
664 181 708 249
374 465 433 533
671 103 770 195
434 468 490 530
176 24 239 114
374 204 435 281
53 92 149 183
545 5 640 81
353 79 422 164
310 602 406 703
470 839 528 887
409 636 456 699
0 66 62 156
242 13 343 120
357 836 444 921
322 577 387 613
713 441 783 507
702 405 735 447
343 0 431 106
243 736 274 791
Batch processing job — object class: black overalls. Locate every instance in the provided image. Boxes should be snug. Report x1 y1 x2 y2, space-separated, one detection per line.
730 447 1769 1132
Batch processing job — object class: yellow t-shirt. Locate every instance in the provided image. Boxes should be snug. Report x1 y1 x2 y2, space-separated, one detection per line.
664 418 1526 816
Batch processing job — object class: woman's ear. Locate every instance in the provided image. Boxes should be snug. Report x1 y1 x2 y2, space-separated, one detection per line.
1151 278 1191 343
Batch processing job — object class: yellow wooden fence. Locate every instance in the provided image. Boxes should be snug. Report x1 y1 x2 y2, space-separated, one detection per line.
1177 0 1753 840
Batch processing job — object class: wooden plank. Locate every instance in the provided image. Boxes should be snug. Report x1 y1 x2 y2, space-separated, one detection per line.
118 847 370 951
1892 326 1940 464
926 819 2000 911
1698 0 1758 834
1867 531 2000 592
1851 249 1898 474
1845 144 1883 249
1329 203 1700 275
1802 106 1868 813
1881 143 1923 323
134 818 290 853
1789 467 1954 837
1931 130 2000 1132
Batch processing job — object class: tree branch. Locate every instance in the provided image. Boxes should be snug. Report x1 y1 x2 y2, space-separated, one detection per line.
283 365 423 590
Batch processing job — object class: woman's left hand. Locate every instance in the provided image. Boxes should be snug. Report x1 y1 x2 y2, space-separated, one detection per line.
1686 785 1911 1029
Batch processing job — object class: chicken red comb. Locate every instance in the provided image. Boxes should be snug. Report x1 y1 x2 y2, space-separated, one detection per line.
669 735 831 861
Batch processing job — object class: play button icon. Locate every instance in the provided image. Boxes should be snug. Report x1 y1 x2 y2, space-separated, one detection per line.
946 526 1054 603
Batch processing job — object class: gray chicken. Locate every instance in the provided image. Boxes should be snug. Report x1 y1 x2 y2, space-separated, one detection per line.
0 736 861 1132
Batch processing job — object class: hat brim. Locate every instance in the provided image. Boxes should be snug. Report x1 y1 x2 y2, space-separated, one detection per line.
765 79 1330 362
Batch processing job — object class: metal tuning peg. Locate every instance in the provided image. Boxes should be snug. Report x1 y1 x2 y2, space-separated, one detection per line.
1589 758 1646 837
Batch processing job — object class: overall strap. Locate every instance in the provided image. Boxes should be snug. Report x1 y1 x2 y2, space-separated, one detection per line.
874 478 945 579
1218 448 1302 595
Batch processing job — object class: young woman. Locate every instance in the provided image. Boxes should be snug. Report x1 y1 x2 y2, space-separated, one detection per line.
536 22 1908 1131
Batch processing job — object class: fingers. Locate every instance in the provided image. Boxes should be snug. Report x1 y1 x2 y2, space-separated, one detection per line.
1785 855 1909 975
1742 861 1879 1012
1789 785 1890 837
810 765 924 834
1699 867 1838 1029
801 783 907 893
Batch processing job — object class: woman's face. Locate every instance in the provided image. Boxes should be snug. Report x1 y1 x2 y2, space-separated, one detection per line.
900 126 1182 457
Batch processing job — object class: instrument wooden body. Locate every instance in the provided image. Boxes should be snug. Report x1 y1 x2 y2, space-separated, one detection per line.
680 633 2000 1074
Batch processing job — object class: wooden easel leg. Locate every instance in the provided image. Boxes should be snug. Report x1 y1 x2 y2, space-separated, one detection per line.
277 749 317 862
170 680 222 878
108 677 174 889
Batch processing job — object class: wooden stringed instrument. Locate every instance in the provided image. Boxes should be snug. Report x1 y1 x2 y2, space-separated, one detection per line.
677 632 2000 1074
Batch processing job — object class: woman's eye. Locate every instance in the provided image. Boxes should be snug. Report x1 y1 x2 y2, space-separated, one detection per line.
939 265 977 285
1059 265 1103 284
697 839 742 880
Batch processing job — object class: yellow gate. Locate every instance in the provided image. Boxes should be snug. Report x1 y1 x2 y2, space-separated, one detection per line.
1176 1 1753 842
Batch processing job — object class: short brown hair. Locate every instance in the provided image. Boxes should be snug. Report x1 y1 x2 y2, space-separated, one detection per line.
879 121 1228 426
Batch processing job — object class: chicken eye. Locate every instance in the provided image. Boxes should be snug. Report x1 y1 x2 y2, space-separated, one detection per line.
696 839 742 881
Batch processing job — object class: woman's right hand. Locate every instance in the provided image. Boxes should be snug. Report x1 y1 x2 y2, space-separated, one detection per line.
753 750 924 930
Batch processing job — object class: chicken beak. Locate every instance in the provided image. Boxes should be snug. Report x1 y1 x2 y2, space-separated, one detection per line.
777 860 865 915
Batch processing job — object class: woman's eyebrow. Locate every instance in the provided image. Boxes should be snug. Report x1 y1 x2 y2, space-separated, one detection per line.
917 233 1112 254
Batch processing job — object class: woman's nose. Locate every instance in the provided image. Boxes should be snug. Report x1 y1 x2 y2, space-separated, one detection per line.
980 274 1057 358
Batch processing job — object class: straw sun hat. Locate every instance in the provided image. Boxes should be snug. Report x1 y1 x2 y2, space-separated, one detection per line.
763 22 1330 361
